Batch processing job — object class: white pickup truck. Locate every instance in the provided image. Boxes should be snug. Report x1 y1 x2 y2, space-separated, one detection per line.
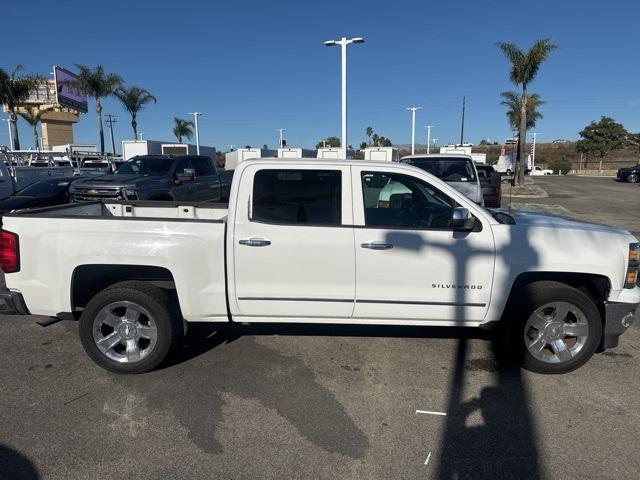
1 159 638 374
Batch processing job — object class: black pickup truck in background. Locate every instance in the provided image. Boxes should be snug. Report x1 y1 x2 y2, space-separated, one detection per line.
70 155 233 202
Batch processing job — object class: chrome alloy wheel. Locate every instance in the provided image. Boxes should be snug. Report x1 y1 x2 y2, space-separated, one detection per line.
92 301 157 363
523 301 589 364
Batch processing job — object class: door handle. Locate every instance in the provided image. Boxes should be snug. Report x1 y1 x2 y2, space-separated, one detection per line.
361 242 393 250
239 238 271 247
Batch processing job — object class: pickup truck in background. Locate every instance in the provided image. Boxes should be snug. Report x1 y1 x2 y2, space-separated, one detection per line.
530 166 554 176
399 154 483 205
70 154 232 202
1 158 638 374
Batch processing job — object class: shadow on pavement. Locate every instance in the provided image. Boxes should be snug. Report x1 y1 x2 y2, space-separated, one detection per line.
0 444 39 480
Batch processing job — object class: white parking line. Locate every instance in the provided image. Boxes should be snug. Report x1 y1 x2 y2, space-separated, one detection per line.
424 451 432 465
416 409 447 416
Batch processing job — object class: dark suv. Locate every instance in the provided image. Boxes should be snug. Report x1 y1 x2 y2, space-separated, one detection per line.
475 163 502 207
70 155 233 202
617 165 640 183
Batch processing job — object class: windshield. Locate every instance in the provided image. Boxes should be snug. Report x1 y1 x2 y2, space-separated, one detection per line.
405 157 477 182
115 157 172 176
15 178 71 197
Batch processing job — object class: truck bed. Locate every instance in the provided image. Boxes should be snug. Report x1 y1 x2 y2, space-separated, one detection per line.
2 200 230 321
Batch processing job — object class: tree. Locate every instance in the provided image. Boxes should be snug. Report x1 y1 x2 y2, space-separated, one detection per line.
497 38 558 185
173 117 194 143
315 136 340 148
366 126 373 145
68 64 123 153
0 65 43 150
18 107 51 149
576 116 627 159
114 86 156 139
359 142 367 150
377 136 392 147
500 91 545 130
371 133 379 146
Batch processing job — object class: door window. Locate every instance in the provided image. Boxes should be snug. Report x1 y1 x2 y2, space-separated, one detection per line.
252 169 342 225
191 157 214 176
174 158 194 179
361 171 456 229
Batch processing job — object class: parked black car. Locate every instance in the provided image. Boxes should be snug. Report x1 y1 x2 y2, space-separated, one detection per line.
70 155 233 202
475 164 502 207
616 165 640 183
0 176 84 215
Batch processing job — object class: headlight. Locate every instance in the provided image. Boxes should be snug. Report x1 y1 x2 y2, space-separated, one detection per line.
625 242 640 288
123 188 137 200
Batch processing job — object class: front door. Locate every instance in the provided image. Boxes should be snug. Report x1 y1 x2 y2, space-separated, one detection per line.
232 165 355 319
352 168 495 324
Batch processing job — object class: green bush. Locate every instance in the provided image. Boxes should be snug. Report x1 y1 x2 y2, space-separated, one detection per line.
549 157 572 174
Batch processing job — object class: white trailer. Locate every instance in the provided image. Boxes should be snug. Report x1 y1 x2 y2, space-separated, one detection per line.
51 144 97 154
494 153 532 174
121 140 164 161
363 147 399 162
161 143 217 158
277 147 316 158
439 145 486 164
224 148 276 170
317 147 354 159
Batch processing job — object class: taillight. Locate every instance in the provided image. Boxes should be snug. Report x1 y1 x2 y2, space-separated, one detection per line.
0 230 19 273
625 242 640 288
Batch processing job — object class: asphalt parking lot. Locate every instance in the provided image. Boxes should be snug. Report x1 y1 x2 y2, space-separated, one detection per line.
1 175 639 480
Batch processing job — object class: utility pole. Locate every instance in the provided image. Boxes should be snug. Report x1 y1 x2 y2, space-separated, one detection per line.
432 138 438 151
188 112 203 154
105 114 117 155
459 96 466 146
277 128 285 149
425 125 433 154
406 107 422 154
324 36 365 158
138 132 145 140
227 144 235 152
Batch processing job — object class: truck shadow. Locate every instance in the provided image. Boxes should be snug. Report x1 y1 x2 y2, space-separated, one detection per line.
0 444 40 480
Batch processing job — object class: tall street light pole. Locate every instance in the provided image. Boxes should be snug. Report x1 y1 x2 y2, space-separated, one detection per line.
277 128 285 149
531 132 541 170
324 36 365 158
188 112 203 154
2 118 13 150
425 125 433 154
406 107 422 155
105 114 117 155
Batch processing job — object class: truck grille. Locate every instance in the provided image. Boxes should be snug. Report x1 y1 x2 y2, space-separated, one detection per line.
72 186 122 202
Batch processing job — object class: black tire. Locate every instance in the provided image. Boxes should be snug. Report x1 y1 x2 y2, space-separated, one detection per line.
628 173 639 184
79 281 181 374
502 281 602 374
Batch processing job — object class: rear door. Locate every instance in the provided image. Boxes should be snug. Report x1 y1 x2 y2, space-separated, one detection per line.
231 164 355 320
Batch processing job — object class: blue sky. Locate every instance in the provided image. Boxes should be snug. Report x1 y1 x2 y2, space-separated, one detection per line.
3 0 640 151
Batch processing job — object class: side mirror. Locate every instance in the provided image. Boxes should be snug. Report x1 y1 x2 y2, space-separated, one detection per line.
452 207 476 231
175 168 195 183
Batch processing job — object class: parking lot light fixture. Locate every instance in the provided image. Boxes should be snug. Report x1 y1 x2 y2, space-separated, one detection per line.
188 112 203 154
406 107 422 155
324 36 365 158
425 125 433 154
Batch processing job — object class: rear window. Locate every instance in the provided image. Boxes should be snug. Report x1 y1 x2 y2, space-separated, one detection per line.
252 169 342 225
405 157 476 182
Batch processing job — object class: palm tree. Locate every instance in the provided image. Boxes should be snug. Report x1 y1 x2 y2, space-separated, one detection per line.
366 126 374 145
500 92 545 131
68 65 123 153
497 38 558 184
18 107 51 149
114 86 157 139
0 65 43 150
173 117 194 143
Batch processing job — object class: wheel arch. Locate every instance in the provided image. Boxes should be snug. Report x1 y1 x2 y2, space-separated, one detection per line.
71 264 177 317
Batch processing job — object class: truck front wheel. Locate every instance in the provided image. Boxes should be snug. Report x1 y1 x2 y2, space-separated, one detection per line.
79 281 181 374
506 281 602 374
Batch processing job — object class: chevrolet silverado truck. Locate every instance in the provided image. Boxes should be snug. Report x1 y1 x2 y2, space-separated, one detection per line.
1 158 638 374
70 154 232 202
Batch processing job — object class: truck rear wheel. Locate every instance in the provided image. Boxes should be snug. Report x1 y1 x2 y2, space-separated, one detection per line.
79 281 180 374
507 281 602 374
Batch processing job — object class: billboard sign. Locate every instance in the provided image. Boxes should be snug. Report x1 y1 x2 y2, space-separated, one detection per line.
53 66 88 113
